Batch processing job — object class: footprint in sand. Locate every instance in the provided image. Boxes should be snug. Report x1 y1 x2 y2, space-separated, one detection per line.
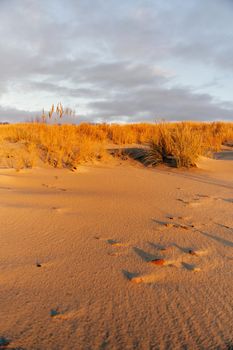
42 183 54 188
106 239 129 256
50 308 85 320
167 215 188 220
133 247 157 262
42 184 67 192
175 223 195 230
93 237 127 246
187 249 198 256
158 217 195 231
179 224 190 230
182 262 201 272
150 243 207 269
130 273 161 284
123 270 161 284
216 222 233 230
175 244 208 257
177 198 190 205
51 207 75 215
152 219 177 229
133 247 178 267
191 195 213 208
154 217 195 230
94 237 129 256
187 249 208 257
164 223 175 228
150 258 168 266
150 258 178 268
107 239 128 247
177 195 212 207
150 244 172 253
167 215 195 229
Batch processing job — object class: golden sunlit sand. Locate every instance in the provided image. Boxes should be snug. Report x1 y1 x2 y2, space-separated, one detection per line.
0 144 233 349
1 0 233 347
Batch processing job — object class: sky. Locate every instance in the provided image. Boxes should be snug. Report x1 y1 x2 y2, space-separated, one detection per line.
0 0 233 123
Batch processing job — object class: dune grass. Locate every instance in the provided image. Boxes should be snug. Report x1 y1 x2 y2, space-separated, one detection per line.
0 123 108 170
146 123 204 167
0 121 232 170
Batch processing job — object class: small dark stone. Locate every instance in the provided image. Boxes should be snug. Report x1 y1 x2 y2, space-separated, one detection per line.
50 309 59 317
188 250 197 256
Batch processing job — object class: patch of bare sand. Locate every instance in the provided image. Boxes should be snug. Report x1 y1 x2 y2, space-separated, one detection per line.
0 156 233 349
197 149 233 186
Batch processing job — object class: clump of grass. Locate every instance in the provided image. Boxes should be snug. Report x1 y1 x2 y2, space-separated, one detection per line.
146 125 172 165
146 123 204 168
171 124 204 167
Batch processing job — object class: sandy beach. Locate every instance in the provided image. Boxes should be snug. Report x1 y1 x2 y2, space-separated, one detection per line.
0 153 232 349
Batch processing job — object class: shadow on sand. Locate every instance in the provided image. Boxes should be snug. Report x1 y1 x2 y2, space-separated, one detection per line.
214 149 233 161
122 270 140 280
133 247 158 262
108 147 149 165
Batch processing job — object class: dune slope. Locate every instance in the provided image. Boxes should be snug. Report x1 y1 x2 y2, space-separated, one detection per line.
0 156 233 350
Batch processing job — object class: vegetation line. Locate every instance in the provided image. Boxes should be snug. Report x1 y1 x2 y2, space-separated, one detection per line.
0 121 232 170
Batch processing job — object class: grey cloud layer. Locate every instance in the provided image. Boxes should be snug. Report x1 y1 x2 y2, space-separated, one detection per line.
0 0 232 122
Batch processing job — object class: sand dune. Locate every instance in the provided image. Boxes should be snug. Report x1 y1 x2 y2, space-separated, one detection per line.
0 154 233 349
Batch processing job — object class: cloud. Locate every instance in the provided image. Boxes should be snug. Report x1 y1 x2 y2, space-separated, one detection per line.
168 0 233 71
88 86 233 122
0 0 232 122
0 106 37 123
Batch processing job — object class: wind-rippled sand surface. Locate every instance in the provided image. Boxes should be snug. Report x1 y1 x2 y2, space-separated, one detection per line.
0 155 233 349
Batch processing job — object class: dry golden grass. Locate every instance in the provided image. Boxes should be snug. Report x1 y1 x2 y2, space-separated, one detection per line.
0 124 108 170
0 121 232 169
146 123 204 167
